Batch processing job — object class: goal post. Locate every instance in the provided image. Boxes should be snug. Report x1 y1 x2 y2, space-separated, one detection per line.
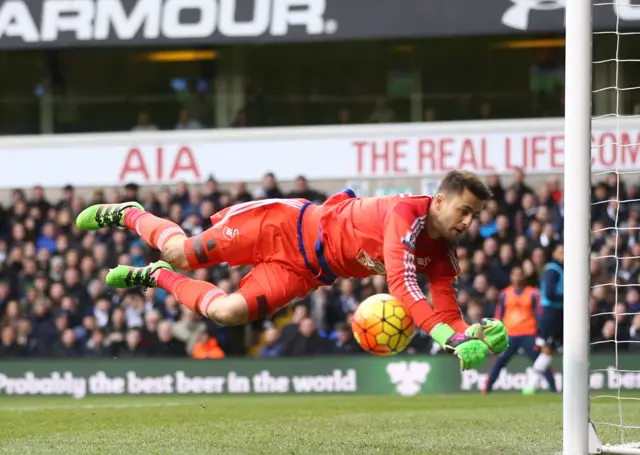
565 1 640 454
563 0 593 454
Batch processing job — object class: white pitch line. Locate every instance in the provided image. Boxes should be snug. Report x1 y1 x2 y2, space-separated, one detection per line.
0 401 191 412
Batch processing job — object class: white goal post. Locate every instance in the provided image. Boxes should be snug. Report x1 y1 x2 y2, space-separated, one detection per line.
563 0 592 454
565 1 640 454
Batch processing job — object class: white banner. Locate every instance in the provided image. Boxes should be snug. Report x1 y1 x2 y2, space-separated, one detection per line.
1 118 639 188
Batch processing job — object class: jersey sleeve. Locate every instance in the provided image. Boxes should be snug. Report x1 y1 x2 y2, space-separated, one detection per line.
424 240 468 332
383 201 465 334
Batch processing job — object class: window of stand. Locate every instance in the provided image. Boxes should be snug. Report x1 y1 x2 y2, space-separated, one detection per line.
0 51 45 135
0 35 580 135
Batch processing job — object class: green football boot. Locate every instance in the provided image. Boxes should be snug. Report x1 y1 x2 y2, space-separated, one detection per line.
106 261 174 289
76 201 144 231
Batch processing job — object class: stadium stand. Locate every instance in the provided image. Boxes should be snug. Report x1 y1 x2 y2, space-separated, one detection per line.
0 169 637 360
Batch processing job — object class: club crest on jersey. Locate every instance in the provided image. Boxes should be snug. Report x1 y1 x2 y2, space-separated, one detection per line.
402 231 417 251
356 249 386 275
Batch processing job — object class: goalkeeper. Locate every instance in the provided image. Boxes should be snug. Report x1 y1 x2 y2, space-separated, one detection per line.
76 170 508 369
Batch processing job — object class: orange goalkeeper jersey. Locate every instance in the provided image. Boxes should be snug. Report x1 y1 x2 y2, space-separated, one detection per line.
303 190 464 333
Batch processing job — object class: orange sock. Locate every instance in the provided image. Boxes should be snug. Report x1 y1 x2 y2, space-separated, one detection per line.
124 208 185 251
156 268 225 317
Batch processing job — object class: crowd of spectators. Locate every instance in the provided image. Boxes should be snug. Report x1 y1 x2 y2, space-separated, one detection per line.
0 169 638 360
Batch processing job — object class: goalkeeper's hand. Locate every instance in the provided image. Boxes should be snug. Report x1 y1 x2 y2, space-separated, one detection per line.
466 318 509 354
431 324 489 370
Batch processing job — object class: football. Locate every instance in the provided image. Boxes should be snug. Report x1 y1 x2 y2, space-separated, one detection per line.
351 293 415 356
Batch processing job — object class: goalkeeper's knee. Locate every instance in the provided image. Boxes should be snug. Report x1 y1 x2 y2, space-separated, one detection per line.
163 236 189 269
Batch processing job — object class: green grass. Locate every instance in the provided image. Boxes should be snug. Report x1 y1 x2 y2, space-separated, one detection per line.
0 394 638 454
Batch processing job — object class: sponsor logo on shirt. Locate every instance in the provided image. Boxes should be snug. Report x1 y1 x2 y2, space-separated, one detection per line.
223 227 239 240
356 249 386 275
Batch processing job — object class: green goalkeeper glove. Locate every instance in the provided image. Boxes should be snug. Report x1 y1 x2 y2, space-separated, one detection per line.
431 324 489 370
466 318 509 354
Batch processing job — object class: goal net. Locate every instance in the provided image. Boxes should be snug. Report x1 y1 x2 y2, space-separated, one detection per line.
565 1 640 454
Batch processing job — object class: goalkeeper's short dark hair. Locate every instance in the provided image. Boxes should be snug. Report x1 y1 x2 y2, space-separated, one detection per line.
437 170 493 201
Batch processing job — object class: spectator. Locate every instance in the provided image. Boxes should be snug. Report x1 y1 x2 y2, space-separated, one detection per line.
456 258 474 294
479 211 498 238
458 220 484 254
490 244 516 291
0 325 26 357
626 288 640 312
230 108 247 127
107 307 128 355
510 168 535 201
2 300 21 329
369 97 396 123
281 317 327 357
259 327 282 357
173 307 207 353
257 172 285 199
232 181 253 204
77 315 97 344
175 108 203 130
162 294 182 322
132 110 158 131
53 328 81 357
629 314 640 353
592 320 619 353
192 332 225 359
329 322 360 355
36 222 57 253
465 301 484 325
492 215 514 246
326 278 359 331
119 328 148 357
337 107 354 124
486 174 505 203
279 304 309 348
0 170 635 361
92 295 112 328
521 193 538 233
85 329 108 357
16 318 35 355
308 287 330 329
287 176 326 203
151 320 186 357
123 291 146 329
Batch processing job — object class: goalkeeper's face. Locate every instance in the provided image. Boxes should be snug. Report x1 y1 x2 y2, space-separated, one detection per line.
435 189 484 240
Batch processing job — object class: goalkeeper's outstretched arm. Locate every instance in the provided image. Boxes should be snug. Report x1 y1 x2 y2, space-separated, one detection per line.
382 203 490 369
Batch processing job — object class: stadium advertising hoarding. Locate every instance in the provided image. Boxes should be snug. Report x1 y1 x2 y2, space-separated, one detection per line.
0 0 639 50
0 355 638 398
1 118 639 188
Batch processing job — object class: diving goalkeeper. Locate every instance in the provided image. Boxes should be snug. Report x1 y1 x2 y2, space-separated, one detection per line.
76 170 508 369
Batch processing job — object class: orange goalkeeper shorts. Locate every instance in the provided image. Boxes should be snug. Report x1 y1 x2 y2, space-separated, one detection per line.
182 199 331 320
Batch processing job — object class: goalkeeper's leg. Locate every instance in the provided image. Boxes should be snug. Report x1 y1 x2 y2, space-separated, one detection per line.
76 203 256 271
106 260 313 325
76 202 193 268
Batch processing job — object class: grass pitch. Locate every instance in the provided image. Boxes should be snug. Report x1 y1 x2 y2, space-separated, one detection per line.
0 394 638 455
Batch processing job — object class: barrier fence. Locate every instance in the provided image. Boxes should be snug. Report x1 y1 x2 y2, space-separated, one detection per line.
0 355 637 398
